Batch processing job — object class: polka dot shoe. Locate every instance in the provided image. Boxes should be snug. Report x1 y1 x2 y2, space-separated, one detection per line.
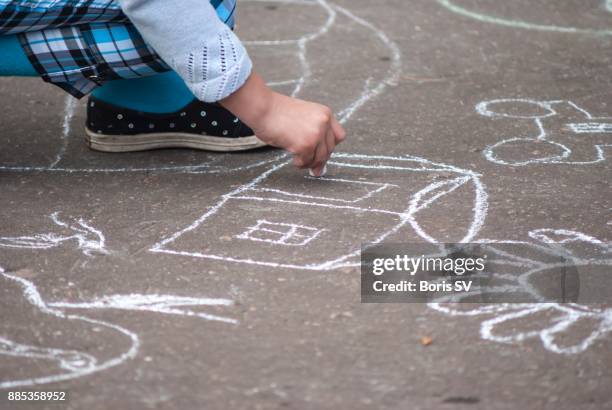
85 96 266 152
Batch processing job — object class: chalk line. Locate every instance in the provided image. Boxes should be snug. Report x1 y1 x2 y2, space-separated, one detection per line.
0 267 139 389
292 0 336 97
568 123 612 133
437 0 612 36
0 154 287 174
48 96 75 169
253 177 397 204
267 79 301 87
242 0 329 47
0 337 98 373
48 294 237 325
0 212 108 256
334 5 402 124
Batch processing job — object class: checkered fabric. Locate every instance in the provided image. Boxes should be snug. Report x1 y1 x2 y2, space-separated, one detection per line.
0 0 237 97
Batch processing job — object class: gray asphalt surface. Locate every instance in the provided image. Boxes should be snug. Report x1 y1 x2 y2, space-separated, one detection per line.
1 0 611 409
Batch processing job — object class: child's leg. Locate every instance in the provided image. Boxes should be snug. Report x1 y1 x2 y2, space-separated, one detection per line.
0 32 192 114
0 35 37 76
91 72 196 114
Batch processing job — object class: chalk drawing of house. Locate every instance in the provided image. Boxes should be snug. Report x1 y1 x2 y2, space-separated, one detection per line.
151 153 487 270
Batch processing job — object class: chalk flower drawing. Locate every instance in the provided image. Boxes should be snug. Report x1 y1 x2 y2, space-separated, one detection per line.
477 99 612 166
0 266 236 389
0 212 108 256
429 229 612 354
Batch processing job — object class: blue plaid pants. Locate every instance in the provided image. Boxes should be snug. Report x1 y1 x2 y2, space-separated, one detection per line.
0 0 237 97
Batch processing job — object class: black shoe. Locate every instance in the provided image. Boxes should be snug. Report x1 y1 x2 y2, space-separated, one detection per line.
85 97 266 152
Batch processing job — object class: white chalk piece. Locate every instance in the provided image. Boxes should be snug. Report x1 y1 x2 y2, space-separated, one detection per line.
309 165 328 178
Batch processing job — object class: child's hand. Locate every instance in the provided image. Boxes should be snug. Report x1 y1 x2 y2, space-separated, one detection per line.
253 92 345 175
221 73 346 175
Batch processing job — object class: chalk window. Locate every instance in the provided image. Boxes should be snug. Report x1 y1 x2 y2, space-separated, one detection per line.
236 220 324 246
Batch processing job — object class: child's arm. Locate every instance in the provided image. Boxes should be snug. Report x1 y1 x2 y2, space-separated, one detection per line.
220 72 346 175
118 0 345 173
118 0 252 103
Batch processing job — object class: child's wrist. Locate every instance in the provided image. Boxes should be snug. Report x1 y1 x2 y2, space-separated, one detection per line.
219 71 275 130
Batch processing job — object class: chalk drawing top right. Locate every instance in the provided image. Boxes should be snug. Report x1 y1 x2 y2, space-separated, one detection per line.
438 0 612 36
477 99 612 166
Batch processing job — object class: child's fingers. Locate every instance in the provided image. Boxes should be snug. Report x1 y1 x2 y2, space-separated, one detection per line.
292 155 305 168
309 164 327 177
324 127 336 159
330 116 346 144
292 149 314 169
310 133 336 178
311 164 326 177
291 143 313 168
310 127 335 175
312 138 330 170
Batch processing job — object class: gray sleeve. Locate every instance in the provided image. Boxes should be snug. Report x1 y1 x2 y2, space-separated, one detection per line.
118 0 252 102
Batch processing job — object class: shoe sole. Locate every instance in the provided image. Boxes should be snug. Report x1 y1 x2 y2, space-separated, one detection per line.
85 128 267 153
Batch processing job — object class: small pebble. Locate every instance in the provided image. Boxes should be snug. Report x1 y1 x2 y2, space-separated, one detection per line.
420 336 433 346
